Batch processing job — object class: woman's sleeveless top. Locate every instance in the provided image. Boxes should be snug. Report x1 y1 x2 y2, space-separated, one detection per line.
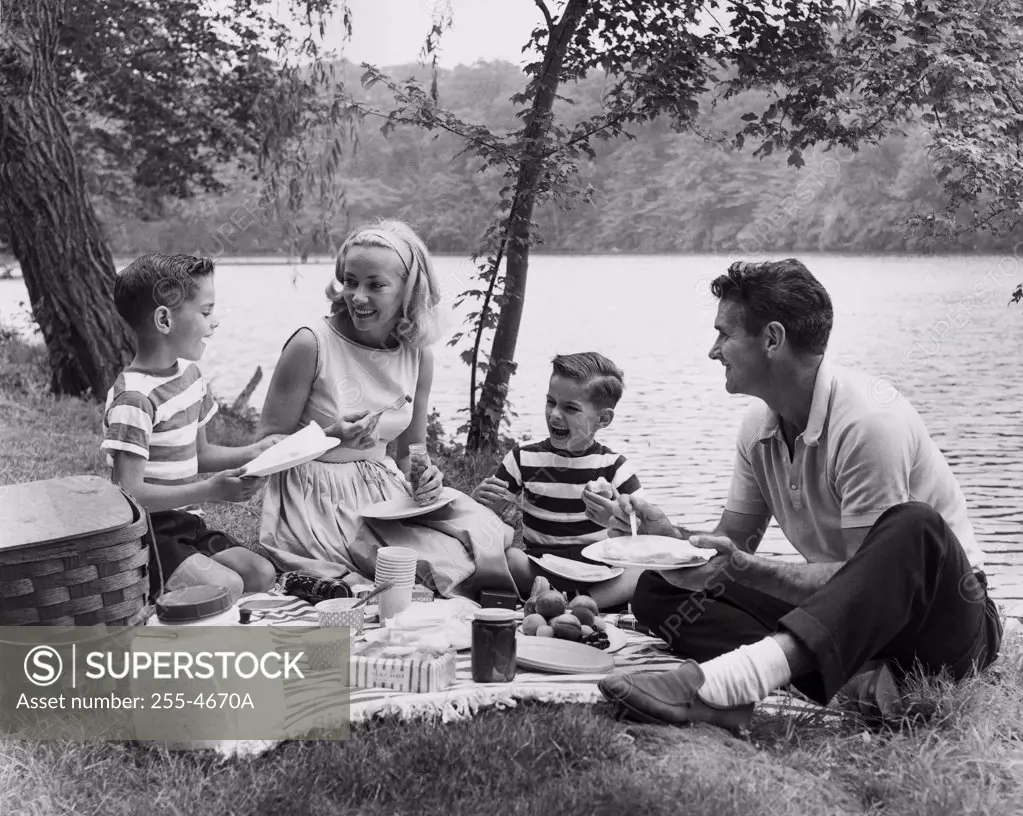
297 316 420 464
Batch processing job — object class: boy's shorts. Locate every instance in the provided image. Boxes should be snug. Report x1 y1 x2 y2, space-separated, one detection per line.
147 510 242 598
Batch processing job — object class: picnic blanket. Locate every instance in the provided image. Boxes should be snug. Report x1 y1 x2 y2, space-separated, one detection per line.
143 595 830 759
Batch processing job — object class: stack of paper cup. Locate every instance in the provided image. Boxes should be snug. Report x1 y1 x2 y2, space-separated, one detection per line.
374 547 418 622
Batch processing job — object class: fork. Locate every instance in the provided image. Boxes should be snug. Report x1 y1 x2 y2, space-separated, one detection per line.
368 393 411 419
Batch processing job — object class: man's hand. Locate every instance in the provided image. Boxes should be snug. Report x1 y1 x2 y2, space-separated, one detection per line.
654 533 754 590
688 533 745 560
329 411 380 450
413 465 444 506
473 477 515 513
607 494 679 538
209 468 266 502
658 553 735 591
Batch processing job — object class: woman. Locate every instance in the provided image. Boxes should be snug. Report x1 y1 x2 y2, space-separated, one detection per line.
256 220 445 581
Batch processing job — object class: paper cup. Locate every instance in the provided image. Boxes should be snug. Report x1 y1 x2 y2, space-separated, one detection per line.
305 628 349 671
374 570 415 584
375 547 418 577
377 584 414 622
374 548 418 594
316 598 365 637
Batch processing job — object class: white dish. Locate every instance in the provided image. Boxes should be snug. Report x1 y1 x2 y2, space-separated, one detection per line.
581 535 712 570
517 620 627 654
241 423 341 478
526 553 624 584
515 635 615 674
361 487 458 521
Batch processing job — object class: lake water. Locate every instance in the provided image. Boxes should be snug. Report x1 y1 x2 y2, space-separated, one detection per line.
2 253 1022 555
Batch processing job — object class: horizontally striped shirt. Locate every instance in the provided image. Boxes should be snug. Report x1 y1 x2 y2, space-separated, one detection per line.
494 438 642 551
101 361 217 485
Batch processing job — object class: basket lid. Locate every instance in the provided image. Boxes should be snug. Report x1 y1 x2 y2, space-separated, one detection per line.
156 586 234 623
0 475 136 552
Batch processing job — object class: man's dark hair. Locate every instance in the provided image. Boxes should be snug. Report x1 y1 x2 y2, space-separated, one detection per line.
710 259 833 355
114 254 215 330
551 352 625 410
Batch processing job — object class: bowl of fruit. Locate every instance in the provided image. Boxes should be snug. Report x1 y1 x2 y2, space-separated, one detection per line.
519 577 624 652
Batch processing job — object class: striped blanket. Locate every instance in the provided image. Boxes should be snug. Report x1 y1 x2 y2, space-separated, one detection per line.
145 595 829 758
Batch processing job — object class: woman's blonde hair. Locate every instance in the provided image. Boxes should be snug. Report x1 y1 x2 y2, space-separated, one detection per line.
326 219 444 348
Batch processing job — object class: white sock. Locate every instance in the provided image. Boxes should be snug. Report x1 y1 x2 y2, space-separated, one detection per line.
695 637 792 708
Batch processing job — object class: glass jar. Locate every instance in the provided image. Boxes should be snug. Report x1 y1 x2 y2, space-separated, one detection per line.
471 608 517 683
408 442 431 498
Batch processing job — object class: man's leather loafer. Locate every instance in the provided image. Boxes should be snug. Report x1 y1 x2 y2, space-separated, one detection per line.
833 661 902 724
598 660 755 732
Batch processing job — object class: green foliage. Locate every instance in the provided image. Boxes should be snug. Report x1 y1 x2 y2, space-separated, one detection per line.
724 0 1023 241
104 60 1022 258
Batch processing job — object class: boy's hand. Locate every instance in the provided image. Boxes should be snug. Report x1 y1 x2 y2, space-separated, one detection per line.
473 477 515 512
210 468 266 503
413 465 444 506
331 411 380 450
582 480 620 527
255 434 287 454
607 494 678 539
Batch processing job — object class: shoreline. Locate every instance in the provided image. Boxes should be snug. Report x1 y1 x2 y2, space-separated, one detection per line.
1 248 1020 276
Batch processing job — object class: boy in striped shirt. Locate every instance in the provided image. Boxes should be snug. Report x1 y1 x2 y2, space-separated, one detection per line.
102 254 279 602
473 352 644 607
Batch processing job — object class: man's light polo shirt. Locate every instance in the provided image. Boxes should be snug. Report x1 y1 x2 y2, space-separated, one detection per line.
725 360 984 569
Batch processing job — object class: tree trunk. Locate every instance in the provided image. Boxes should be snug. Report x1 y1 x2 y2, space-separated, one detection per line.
466 0 588 452
0 0 133 398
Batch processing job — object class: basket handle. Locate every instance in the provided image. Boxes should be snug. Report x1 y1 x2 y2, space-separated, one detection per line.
113 487 167 606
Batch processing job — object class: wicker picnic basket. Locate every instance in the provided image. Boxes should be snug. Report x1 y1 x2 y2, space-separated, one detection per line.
0 475 153 627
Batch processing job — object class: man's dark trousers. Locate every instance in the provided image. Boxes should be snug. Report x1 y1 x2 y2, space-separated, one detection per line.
631 502 1003 704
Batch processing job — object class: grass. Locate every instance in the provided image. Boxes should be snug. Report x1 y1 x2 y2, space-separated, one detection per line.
3 330 1023 815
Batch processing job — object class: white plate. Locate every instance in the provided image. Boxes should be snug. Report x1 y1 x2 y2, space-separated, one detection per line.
517 620 628 654
361 487 458 520
581 535 712 570
241 423 341 477
526 553 624 584
515 635 615 674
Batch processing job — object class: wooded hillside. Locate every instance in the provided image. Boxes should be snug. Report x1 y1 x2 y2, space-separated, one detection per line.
91 59 1021 258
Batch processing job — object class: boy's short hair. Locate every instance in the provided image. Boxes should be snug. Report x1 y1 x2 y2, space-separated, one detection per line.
114 253 215 331
550 352 625 409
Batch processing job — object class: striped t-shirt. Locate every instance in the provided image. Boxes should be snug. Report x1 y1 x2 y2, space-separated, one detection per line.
494 438 642 552
101 361 217 485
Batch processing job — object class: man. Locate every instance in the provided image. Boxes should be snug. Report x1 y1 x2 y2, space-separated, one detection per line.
588 259 1002 730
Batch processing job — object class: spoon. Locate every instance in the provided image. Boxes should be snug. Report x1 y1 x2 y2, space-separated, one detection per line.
352 580 396 609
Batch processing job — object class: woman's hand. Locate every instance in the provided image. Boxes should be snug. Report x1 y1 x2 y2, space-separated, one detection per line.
413 465 444 506
329 411 381 450
607 494 679 538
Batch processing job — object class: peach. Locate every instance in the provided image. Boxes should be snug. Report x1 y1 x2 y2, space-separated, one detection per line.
535 590 567 618
521 613 547 636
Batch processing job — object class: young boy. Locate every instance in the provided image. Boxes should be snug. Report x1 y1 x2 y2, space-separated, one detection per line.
102 253 279 602
473 352 644 607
